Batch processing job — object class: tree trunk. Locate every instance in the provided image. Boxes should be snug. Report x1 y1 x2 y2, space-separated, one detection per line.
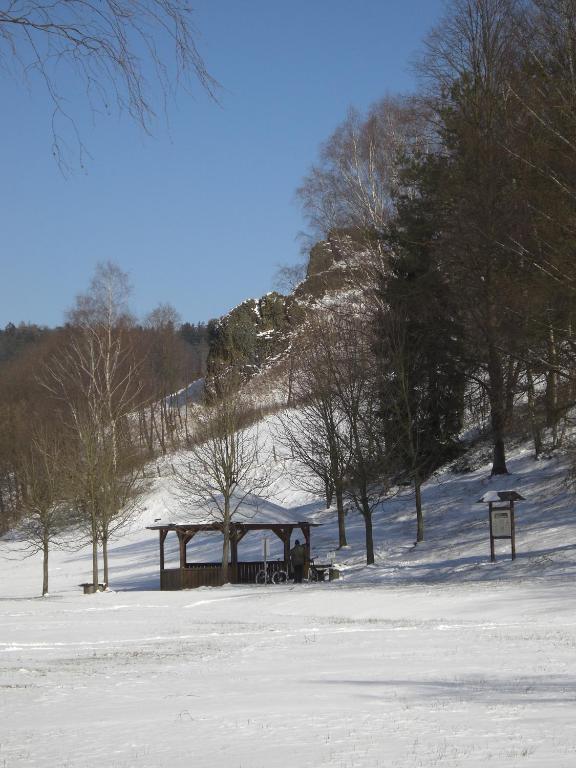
151 403 163 452
335 480 347 548
491 434 508 475
221 500 230 583
140 407 153 455
487 345 509 475
287 354 294 407
92 535 99 590
324 478 334 509
415 476 424 543
102 534 109 588
160 399 166 455
546 322 559 447
42 536 49 596
184 395 189 442
527 368 542 459
363 510 374 565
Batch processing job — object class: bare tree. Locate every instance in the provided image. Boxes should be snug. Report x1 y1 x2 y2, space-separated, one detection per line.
332 318 390 566
91 416 149 586
144 303 189 453
174 380 270 581
276 321 351 548
297 309 391 565
42 262 146 588
297 95 434 240
15 429 69 596
273 262 307 294
0 0 218 169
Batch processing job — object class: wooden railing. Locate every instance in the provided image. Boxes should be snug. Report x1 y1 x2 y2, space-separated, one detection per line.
236 560 288 583
161 566 225 590
160 560 290 589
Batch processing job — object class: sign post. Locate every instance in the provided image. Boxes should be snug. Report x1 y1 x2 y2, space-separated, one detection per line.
478 491 524 562
262 535 269 585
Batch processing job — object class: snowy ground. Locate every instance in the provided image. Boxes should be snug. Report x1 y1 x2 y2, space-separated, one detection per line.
2 428 576 767
2 582 576 767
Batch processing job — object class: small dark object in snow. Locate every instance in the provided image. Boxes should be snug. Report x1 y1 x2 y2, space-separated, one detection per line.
79 583 106 594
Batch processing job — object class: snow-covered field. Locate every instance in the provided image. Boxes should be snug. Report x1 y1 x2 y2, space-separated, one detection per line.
2 425 576 767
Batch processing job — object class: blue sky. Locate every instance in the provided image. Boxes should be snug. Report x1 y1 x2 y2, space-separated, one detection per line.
0 0 445 328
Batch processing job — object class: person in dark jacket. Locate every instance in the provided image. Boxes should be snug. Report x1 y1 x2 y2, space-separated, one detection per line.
290 539 306 583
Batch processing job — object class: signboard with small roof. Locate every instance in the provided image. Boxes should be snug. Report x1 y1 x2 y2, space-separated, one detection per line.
477 490 525 562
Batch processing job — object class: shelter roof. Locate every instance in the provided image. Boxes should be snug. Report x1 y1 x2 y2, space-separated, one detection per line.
477 490 525 503
146 521 320 532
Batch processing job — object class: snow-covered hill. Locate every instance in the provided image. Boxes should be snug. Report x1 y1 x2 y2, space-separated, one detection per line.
2 411 575 595
2 419 576 768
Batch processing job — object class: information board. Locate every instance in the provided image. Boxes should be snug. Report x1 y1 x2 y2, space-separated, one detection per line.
491 510 512 538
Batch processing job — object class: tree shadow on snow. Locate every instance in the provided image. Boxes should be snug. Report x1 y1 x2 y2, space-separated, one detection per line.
315 674 576 705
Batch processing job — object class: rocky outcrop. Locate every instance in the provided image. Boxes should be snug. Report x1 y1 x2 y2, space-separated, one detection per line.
207 292 304 375
206 229 375 377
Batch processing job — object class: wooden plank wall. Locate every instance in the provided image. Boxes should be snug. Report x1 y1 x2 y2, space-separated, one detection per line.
160 561 291 589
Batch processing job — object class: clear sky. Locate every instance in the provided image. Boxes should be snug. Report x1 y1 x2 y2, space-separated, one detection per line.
0 0 445 328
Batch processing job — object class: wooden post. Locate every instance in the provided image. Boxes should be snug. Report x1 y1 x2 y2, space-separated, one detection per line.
159 529 168 572
488 502 495 563
270 525 291 569
283 528 291 568
177 530 187 569
510 501 516 560
302 524 311 577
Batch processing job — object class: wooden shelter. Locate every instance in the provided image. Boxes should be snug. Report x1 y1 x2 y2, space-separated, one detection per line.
147 521 319 590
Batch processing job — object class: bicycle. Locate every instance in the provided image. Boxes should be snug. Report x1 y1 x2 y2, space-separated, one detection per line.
255 561 289 585
307 558 327 582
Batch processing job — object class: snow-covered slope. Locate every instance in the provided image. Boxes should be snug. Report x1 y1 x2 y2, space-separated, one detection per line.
2 418 576 767
2 409 575 594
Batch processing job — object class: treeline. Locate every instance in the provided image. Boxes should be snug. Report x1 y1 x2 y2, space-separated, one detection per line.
0 318 210 378
0 265 213 592
0 322 52 364
277 0 576 559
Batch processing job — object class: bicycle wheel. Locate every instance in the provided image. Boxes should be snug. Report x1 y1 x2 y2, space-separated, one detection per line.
272 570 288 584
307 567 319 582
255 569 269 585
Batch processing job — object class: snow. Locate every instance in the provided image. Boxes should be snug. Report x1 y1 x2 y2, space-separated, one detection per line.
166 378 205 409
2 421 576 766
479 490 507 502
478 490 524 503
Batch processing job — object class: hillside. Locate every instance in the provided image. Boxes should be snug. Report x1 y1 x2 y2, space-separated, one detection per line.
1 425 576 768
2 411 574 594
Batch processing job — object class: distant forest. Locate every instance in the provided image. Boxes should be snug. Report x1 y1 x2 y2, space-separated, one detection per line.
0 318 211 374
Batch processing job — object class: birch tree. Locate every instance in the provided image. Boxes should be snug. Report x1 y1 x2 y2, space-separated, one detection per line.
43 262 146 589
297 95 434 248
